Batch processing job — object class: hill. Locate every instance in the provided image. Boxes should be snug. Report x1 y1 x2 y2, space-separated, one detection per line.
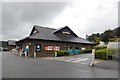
86 27 120 45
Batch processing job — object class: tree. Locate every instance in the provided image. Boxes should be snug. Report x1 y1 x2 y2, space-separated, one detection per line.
86 33 100 45
86 27 119 43
100 29 112 42
86 33 100 42
112 27 120 38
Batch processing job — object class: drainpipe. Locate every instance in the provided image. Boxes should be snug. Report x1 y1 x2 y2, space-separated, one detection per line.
55 52 57 57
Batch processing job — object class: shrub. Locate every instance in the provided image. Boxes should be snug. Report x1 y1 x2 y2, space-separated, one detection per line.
54 50 68 56
95 46 107 50
81 49 92 54
95 49 107 54
95 52 107 60
95 46 113 60
95 49 107 60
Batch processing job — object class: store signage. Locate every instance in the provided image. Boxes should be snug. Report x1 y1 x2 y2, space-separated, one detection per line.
35 44 41 52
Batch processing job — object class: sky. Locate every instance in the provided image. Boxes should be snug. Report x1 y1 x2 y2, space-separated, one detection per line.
1 0 119 41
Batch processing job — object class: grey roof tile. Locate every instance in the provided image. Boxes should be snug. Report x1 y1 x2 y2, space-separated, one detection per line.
27 25 93 44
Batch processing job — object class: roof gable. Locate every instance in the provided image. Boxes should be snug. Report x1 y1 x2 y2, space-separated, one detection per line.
30 25 39 35
53 26 78 37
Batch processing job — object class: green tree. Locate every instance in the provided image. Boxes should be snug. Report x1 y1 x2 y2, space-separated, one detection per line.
100 29 113 42
86 27 119 43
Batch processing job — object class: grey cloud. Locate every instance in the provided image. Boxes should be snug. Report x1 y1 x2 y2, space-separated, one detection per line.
2 2 70 40
84 13 117 35
80 3 118 36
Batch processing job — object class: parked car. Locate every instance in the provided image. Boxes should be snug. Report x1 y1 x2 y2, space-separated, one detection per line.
3 48 9 51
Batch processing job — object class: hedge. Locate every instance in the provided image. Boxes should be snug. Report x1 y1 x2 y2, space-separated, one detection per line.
95 48 112 60
95 49 107 59
81 49 92 54
54 50 68 56
95 46 107 50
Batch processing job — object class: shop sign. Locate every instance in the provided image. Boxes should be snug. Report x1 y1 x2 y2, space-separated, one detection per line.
35 44 41 52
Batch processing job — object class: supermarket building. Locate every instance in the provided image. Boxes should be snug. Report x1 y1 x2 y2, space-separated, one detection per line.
16 25 94 57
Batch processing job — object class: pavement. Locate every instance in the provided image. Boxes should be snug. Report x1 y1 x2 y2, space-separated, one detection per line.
2 51 118 78
94 59 118 70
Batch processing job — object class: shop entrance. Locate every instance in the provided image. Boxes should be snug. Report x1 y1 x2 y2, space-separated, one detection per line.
28 43 34 57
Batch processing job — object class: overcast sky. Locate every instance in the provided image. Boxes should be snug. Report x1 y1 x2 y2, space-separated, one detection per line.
1 0 119 41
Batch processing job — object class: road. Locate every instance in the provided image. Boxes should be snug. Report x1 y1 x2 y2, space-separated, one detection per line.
2 51 118 78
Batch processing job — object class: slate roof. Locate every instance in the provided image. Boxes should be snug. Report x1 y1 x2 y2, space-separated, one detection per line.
52 26 78 37
18 25 94 44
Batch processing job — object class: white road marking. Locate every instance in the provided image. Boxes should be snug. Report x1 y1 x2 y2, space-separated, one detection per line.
72 58 88 63
42 57 91 65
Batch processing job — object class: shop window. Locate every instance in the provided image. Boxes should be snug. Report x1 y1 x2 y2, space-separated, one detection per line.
45 46 53 50
53 46 60 50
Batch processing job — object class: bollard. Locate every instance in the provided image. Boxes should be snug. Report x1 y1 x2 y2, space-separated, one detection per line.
89 49 95 66
25 52 27 57
20 52 22 56
34 52 36 58
55 52 57 57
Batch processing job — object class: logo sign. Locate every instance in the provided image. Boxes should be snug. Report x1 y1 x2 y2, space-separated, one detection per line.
35 44 41 52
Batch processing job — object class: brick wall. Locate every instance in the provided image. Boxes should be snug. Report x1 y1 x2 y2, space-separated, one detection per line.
17 39 94 57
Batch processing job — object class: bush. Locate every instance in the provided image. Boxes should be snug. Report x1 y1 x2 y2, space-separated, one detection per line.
95 46 107 50
81 49 92 54
55 50 68 57
95 52 107 60
95 49 107 54
95 49 107 60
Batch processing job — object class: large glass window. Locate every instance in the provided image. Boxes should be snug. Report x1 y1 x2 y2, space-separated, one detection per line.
45 45 60 51
53 46 60 50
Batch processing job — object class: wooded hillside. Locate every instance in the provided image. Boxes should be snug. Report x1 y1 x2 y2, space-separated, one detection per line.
86 27 120 45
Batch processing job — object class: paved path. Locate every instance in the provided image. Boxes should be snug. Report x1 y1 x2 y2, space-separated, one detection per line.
2 51 118 78
42 54 118 70
42 54 93 65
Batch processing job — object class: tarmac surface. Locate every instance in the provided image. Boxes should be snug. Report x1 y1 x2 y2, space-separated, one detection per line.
2 51 118 78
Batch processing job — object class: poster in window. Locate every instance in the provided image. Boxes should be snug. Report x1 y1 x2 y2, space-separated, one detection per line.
45 46 52 50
